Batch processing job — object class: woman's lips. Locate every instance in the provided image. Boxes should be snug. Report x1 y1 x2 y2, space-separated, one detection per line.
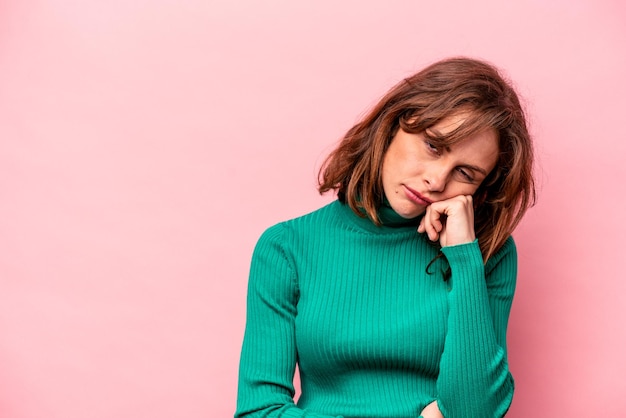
403 185 433 206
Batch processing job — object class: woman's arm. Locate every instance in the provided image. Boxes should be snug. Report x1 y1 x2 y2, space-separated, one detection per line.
436 239 516 417
235 224 342 418
419 196 516 417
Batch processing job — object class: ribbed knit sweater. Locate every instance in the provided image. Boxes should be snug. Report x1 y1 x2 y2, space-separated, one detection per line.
235 200 516 418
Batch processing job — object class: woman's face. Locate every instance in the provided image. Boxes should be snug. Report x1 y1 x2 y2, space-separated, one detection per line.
381 113 499 219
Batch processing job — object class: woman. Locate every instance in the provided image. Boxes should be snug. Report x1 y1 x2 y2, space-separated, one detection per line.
235 57 536 418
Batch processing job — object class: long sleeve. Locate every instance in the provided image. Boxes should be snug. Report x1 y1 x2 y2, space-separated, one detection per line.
235 201 520 417
436 238 517 418
234 224 343 418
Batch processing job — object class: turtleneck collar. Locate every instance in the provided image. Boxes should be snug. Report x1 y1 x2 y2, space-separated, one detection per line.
377 196 422 227
335 195 421 234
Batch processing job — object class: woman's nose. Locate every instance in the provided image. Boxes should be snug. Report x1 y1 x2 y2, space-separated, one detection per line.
423 167 447 192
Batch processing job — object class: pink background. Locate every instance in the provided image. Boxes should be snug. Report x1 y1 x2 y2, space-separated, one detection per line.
1 1 625 416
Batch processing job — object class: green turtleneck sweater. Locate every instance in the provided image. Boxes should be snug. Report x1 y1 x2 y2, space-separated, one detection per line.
235 200 516 418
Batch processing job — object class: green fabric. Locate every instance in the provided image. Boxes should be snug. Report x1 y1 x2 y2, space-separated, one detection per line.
235 200 516 418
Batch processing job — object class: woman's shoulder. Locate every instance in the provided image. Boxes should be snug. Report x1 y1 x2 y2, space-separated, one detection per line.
484 236 518 292
264 200 340 231
485 236 517 272
256 200 340 242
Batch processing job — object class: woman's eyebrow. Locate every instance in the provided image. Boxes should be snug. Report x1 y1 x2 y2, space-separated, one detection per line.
463 164 488 176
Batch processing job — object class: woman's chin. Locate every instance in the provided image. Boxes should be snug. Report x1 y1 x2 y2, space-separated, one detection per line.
394 204 426 219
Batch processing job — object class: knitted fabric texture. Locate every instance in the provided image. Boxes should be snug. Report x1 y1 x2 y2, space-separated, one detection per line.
235 200 516 418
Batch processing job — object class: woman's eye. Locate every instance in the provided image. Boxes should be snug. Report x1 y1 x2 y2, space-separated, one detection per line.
425 141 440 154
456 167 474 182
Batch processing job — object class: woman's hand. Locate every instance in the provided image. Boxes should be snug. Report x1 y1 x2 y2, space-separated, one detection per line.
420 400 444 418
417 195 475 247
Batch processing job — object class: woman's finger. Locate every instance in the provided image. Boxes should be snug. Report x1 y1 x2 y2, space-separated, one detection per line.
418 196 476 246
421 205 442 242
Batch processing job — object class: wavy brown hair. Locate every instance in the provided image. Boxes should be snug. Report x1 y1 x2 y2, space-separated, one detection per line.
318 57 536 262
